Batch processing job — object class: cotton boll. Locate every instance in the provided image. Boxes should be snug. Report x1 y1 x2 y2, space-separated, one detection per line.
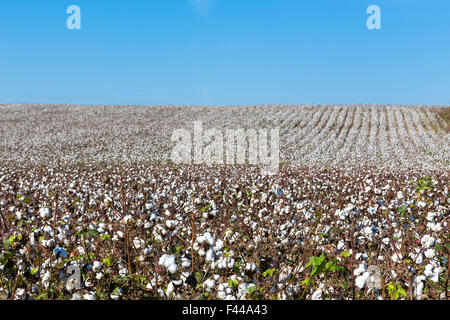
415 253 424 265
203 278 216 292
337 240 345 250
391 252 403 263
204 232 215 245
158 254 169 267
356 272 370 289
420 235 435 249
415 276 426 300
354 264 366 276
166 282 175 296
214 239 224 251
39 207 51 219
205 247 215 261
311 289 323 300
92 261 102 272
83 292 96 300
116 231 124 239
424 249 435 259
167 263 177 274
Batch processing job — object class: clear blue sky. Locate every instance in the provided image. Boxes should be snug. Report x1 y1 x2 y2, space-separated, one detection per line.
1 0 449 105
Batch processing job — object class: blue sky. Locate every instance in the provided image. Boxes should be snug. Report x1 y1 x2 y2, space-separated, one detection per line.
1 0 449 105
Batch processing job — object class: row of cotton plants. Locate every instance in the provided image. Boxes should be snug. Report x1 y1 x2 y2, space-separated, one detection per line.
0 104 448 169
0 164 447 300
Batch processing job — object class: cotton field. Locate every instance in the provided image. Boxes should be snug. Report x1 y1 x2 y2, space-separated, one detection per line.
0 104 448 300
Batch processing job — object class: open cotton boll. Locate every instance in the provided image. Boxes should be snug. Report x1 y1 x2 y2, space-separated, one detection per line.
214 239 224 251
391 252 403 263
83 292 96 300
355 272 370 289
311 289 323 300
420 235 435 249
203 278 216 291
205 247 215 261
39 207 51 219
167 263 177 274
353 264 366 276
424 248 435 259
415 253 424 265
92 261 102 272
204 232 215 245
415 275 426 300
337 240 345 250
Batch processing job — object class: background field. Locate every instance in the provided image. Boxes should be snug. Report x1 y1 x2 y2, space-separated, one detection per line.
0 104 449 170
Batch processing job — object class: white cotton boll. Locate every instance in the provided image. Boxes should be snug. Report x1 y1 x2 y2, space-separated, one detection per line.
337 240 345 250
354 264 366 276
355 272 370 289
415 253 424 265
311 289 323 300
427 222 442 232
181 260 191 268
392 252 403 263
227 258 235 269
214 239 224 251
95 272 103 280
245 262 257 272
205 247 215 261
217 291 226 299
420 235 435 249
92 261 102 272
159 254 168 266
424 249 435 259
166 282 175 296
203 278 216 291
39 207 51 219
83 292 96 300
122 215 132 224
167 263 177 274
77 246 85 255
163 255 176 268
426 212 436 221
197 235 206 244
117 231 124 239
144 222 151 229
424 265 434 278
43 225 54 235
133 238 142 249
417 201 426 208
204 232 215 245
198 248 206 256
415 276 426 300
382 238 390 246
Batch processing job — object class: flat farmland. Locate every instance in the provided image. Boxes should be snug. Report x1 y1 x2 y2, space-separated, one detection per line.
0 104 448 300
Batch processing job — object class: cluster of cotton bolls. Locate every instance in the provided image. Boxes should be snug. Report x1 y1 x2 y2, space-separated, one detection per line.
0 161 447 301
